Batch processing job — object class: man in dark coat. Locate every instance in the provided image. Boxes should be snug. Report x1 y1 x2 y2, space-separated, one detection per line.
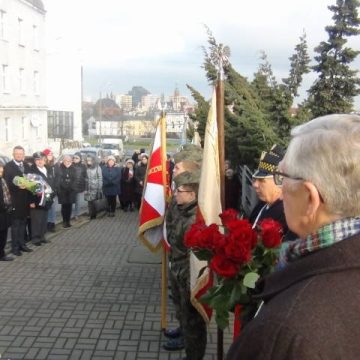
226 114 360 360
3 146 33 256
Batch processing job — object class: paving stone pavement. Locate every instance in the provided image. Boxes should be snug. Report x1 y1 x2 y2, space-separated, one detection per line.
0 211 234 360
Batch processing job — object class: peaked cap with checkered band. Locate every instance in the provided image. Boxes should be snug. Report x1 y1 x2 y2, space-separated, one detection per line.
252 144 285 178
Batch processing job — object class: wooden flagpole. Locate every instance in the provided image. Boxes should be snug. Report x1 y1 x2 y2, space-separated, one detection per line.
161 246 168 329
216 60 226 360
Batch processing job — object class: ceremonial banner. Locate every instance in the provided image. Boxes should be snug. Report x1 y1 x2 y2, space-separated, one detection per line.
138 116 167 252
190 89 222 323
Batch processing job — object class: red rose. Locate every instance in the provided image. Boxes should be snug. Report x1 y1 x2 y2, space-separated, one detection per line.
219 208 238 226
184 221 206 248
197 224 220 250
259 218 283 248
226 219 257 248
212 231 227 252
224 233 252 264
210 253 240 278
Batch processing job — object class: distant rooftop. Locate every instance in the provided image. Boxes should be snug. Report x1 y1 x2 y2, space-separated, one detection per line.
25 0 45 12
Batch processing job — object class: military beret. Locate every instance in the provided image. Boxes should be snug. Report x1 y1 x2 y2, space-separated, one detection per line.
173 169 201 188
173 144 203 165
253 144 285 178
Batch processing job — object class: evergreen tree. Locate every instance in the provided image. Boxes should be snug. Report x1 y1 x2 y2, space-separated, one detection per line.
308 0 360 117
251 52 292 142
186 85 209 144
282 32 311 101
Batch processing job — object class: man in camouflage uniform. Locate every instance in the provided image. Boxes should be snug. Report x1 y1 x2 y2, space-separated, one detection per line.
165 170 207 360
163 145 204 357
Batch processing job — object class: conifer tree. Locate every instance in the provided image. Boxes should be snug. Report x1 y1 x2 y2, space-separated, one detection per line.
308 0 360 116
282 32 311 102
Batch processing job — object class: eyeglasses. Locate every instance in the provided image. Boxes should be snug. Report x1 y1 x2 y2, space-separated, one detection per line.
175 189 193 193
273 171 304 186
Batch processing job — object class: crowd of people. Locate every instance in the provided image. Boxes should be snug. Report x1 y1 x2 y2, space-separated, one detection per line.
1 113 358 359
0 145 154 260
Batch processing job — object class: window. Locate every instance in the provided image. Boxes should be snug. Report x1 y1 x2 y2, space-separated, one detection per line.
0 10 7 40
32 24 39 50
2 64 9 93
22 117 28 139
48 110 74 139
19 68 25 94
5 117 11 142
33 70 39 94
18 18 24 46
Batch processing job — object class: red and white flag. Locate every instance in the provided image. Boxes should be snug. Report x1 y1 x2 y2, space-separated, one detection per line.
138 116 168 252
190 89 221 323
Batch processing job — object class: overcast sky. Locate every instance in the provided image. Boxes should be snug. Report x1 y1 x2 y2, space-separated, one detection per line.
45 0 360 108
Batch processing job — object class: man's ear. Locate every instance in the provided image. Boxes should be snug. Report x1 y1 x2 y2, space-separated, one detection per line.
303 181 322 217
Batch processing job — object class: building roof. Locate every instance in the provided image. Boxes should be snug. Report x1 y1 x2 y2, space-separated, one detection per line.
25 0 45 11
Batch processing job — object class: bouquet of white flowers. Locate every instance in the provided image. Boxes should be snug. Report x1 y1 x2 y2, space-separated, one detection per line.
13 173 53 207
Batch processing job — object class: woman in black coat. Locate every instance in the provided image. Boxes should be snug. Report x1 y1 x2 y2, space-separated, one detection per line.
29 152 55 246
72 152 87 219
120 159 136 212
134 154 148 209
55 155 76 228
0 161 13 261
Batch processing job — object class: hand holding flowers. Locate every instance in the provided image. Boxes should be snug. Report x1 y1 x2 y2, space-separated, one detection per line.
185 209 283 330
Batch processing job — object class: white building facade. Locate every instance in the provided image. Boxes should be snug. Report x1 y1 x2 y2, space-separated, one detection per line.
46 38 83 147
0 0 47 157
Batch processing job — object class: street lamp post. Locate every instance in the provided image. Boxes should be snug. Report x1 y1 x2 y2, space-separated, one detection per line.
99 91 102 144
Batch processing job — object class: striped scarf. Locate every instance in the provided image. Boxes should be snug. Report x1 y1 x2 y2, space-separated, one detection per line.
279 217 360 268
1 178 11 207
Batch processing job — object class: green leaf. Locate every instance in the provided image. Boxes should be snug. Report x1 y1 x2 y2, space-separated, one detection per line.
243 272 260 289
228 282 242 309
193 249 212 261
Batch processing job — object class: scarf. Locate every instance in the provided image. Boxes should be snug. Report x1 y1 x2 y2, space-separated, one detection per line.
279 217 360 268
1 178 11 206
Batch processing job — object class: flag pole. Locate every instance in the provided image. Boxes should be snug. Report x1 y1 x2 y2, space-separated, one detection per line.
161 246 168 329
160 113 168 330
216 58 226 360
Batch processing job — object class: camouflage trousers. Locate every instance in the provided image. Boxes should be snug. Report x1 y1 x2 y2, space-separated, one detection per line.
169 258 207 360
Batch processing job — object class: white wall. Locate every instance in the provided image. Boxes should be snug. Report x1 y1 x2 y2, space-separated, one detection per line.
46 37 83 141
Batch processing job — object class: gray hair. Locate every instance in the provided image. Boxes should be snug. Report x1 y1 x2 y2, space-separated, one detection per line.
283 114 360 217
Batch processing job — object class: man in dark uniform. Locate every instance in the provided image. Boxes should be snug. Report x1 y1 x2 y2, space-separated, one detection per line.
249 144 295 241
3 146 33 256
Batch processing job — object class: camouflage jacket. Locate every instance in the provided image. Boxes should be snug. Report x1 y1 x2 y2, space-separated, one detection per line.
166 198 197 262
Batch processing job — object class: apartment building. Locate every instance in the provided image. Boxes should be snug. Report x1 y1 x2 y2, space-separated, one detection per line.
0 0 47 156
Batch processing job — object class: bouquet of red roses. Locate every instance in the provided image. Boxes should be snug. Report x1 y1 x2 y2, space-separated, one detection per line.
184 208 283 330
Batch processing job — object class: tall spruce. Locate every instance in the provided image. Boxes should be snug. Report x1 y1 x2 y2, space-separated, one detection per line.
308 0 360 117
201 30 278 168
251 52 292 142
186 85 209 145
282 32 311 102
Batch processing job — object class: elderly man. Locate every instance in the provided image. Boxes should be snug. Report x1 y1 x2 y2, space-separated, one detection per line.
226 114 360 360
